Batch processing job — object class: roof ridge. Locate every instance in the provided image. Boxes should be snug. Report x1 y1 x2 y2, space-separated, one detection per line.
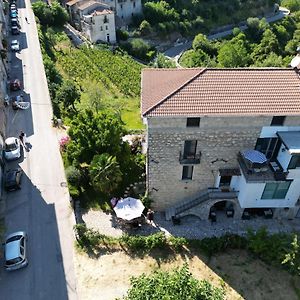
143 68 207 117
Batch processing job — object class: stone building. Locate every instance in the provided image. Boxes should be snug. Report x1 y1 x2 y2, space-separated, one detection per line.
66 0 142 43
141 68 300 221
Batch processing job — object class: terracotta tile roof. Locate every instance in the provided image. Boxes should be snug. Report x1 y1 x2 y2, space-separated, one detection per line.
92 8 113 15
66 0 80 6
141 68 300 117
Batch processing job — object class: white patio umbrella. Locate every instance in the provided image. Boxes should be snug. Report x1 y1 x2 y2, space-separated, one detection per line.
113 197 145 221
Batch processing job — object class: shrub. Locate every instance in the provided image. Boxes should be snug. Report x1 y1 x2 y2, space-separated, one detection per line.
124 264 224 300
145 232 166 250
116 29 129 41
168 236 187 250
65 165 82 187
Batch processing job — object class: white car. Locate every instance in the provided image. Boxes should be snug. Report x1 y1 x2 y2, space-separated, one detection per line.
4 137 21 160
4 231 28 271
11 39 20 51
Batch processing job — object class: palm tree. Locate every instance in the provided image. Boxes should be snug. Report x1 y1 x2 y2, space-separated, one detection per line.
89 153 122 194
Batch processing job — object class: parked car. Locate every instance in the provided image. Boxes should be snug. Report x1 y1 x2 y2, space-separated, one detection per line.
4 137 21 160
4 231 28 271
10 39 20 52
4 168 22 191
11 26 20 35
9 3 17 9
11 18 20 28
10 79 21 91
10 10 18 18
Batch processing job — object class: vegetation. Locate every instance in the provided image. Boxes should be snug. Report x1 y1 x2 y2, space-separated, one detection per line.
180 13 299 68
32 1 69 27
123 264 225 300
75 224 300 276
140 0 276 37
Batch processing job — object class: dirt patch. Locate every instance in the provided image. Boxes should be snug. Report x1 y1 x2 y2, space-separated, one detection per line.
74 248 300 300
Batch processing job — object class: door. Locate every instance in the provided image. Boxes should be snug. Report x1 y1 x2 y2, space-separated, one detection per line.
183 140 197 158
219 175 231 187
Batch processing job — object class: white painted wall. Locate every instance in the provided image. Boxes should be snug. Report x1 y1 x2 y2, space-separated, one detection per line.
82 12 116 43
236 174 300 208
115 0 142 22
260 126 300 138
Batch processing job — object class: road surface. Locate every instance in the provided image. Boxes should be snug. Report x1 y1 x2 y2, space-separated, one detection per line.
0 1 77 299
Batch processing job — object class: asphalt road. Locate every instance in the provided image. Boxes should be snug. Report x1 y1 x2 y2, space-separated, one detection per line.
0 1 77 299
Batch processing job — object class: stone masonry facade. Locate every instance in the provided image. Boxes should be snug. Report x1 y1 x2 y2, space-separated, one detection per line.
147 115 299 212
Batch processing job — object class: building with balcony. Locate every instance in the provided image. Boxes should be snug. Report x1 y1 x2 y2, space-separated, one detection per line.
141 68 300 221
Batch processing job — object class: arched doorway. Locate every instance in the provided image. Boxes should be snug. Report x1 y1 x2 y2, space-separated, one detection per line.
209 200 235 222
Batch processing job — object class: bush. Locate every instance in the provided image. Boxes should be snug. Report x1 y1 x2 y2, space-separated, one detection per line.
116 29 129 41
65 165 82 187
122 38 155 61
168 236 187 250
124 264 224 300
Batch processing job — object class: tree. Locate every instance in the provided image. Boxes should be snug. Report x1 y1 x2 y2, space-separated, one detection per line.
89 153 122 194
218 34 250 67
56 79 80 112
124 265 224 300
254 52 284 67
143 1 179 25
51 1 69 27
281 0 300 12
192 33 216 56
32 0 68 27
180 49 215 67
156 53 176 68
66 110 126 164
32 1 53 26
139 20 152 35
251 29 279 62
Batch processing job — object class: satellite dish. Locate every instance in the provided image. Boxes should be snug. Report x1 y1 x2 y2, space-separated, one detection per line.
290 55 300 68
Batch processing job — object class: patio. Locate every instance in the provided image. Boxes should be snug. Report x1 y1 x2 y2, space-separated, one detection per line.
81 209 300 239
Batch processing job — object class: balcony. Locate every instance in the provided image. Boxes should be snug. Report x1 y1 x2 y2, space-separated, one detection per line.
179 151 201 164
238 152 288 182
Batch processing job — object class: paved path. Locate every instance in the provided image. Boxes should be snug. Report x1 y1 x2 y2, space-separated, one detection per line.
164 7 290 60
82 210 300 239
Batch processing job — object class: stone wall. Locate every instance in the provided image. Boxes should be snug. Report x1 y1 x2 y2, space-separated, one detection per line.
146 115 297 211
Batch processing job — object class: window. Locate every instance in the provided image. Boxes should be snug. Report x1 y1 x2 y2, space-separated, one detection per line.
100 26 103 31
271 116 285 126
133 1 135 7
183 140 197 158
187 117 200 127
103 16 109 23
105 25 108 30
120 4 123 9
261 181 291 199
255 137 281 160
182 166 193 180
288 155 300 169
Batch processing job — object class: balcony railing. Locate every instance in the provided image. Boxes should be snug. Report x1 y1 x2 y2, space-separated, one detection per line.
179 151 201 164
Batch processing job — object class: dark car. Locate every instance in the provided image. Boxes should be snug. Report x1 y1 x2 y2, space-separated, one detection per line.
4 169 22 191
11 18 20 28
10 79 21 91
11 26 20 35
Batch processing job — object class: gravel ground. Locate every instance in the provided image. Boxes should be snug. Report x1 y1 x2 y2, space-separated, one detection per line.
82 210 300 239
